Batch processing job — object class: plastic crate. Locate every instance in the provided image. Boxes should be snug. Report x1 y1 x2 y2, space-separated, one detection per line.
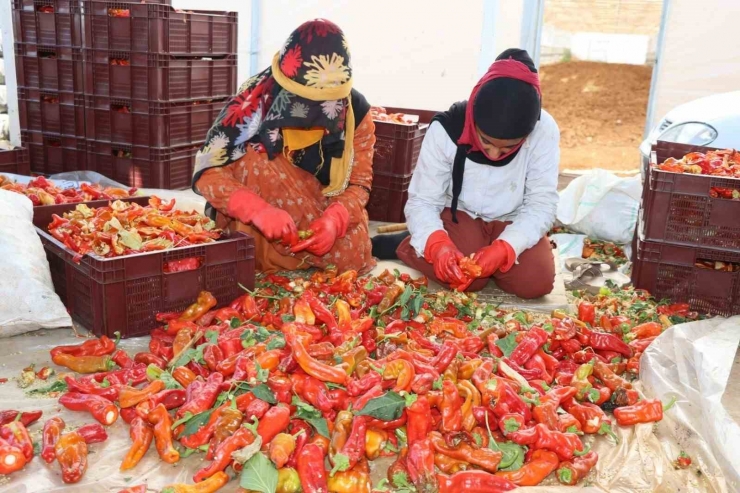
86 140 201 189
12 0 83 47
367 172 412 223
84 96 225 147
643 141 740 252
33 199 255 338
83 2 237 55
18 88 86 137
15 44 84 93
22 130 87 174
632 238 740 317
83 50 236 101
372 107 436 176
0 147 31 176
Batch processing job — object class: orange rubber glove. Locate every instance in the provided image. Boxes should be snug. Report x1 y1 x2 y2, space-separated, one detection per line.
291 202 349 257
423 230 468 286
227 188 298 246
473 240 516 278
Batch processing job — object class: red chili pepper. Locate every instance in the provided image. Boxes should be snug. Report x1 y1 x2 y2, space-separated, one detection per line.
55 431 88 483
431 341 458 373
50 334 118 359
626 322 662 341
507 423 585 461
42 417 66 463
437 470 517 493
297 443 329 493
0 422 34 461
77 423 108 444
134 352 167 369
194 426 255 482
352 385 383 411
257 405 292 444
560 338 582 354
590 332 633 358
0 410 43 427
577 301 596 325
176 372 223 419
0 439 27 475
614 397 675 426
59 392 119 426
64 376 119 401
406 438 438 492
111 349 133 368
440 379 463 433
510 327 549 366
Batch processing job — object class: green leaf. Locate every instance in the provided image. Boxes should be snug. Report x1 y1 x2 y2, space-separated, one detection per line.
543 322 554 333
158 370 183 390
250 384 277 405
497 441 526 471
171 348 197 368
266 334 286 351
330 453 350 476
400 306 410 321
363 281 374 290
255 363 269 384
255 326 272 342
281 314 295 324
355 391 406 421
292 396 330 438
239 452 278 493
171 412 194 430
513 312 527 325
27 380 67 395
432 376 444 390
496 332 519 358
325 382 346 390
392 471 413 489
178 409 214 438
412 295 423 317
399 286 413 307
230 317 241 329
241 330 257 348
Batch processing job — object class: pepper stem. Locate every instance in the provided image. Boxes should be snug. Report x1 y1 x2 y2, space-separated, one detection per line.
573 443 592 457
113 331 121 345
557 467 573 484
662 395 678 412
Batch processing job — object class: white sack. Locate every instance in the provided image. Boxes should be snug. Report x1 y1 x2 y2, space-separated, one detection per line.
0 190 71 336
557 169 642 244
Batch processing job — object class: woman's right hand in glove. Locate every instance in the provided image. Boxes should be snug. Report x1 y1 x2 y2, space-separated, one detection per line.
423 230 468 286
227 188 298 246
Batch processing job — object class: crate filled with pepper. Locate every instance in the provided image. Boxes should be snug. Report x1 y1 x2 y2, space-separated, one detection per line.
33 196 255 338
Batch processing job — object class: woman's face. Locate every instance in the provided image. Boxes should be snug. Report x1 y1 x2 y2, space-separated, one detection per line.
475 125 524 159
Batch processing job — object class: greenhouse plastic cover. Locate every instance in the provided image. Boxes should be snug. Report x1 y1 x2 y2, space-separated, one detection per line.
0 317 736 492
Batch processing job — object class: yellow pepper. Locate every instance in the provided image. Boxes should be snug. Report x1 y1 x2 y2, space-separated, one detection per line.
277 467 302 493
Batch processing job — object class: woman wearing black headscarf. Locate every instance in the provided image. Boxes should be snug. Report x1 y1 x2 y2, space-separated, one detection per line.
396 49 560 297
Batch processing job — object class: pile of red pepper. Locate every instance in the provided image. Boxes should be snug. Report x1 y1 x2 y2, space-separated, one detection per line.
0 175 135 206
47 196 221 260
656 148 740 178
21 269 678 492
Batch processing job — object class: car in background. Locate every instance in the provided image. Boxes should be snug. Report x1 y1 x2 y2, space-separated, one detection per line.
639 91 740 178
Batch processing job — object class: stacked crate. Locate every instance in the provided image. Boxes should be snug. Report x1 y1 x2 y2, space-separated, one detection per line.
632 141 740 316
368 107 436 223
81 1 237 188
13 0 87 174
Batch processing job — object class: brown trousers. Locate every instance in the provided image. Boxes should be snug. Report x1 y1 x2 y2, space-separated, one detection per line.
397 209 555 299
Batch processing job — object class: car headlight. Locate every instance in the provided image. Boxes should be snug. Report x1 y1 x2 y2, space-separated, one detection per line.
658 122 717 145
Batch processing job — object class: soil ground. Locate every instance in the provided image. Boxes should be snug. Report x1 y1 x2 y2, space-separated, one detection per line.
541 61 653 173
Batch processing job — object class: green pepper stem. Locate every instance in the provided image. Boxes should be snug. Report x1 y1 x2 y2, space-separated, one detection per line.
662 395 678 412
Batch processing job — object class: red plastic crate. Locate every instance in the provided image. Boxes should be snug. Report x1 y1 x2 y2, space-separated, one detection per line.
33 199 255 338
12 0 83 47
15 44 84 93
373 107 436 176
643 141 740 252
83 2 237 55
0 147 31 176
367 172 412 223
84 96 225 147
18 88 85 137
632 238 740 317
86 140 201 189
22 130 87 174
83 50 236 101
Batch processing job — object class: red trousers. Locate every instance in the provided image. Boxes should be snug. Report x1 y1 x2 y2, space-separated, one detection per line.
397 209 555 299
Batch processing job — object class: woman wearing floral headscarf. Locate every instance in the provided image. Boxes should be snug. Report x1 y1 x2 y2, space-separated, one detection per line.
193 19 376 274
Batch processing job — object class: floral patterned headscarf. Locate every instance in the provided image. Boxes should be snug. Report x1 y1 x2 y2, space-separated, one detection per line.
193 19 356 197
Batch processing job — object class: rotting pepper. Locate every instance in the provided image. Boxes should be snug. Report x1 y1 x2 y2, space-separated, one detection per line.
297 442 329 493
429 431 502 473
146 404 180 464
614 397 676 426
437 470 517 493
52 353 115 374
194 426 254 482
55 431 88 484
557 450 599 485
495 449 559 486
179 291 217 322
160 471 229 493
41 416 66 463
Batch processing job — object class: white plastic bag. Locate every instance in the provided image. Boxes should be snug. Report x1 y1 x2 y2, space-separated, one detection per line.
0 190 71 336
557 169 642 244
640 316 740 491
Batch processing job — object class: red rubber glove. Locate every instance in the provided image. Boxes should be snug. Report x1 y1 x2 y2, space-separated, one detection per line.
291 202 349 257
423 230 468 286
227 188 298 246
473 240 516 278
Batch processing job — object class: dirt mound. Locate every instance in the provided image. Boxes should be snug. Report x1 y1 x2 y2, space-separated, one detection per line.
541 61 652 172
